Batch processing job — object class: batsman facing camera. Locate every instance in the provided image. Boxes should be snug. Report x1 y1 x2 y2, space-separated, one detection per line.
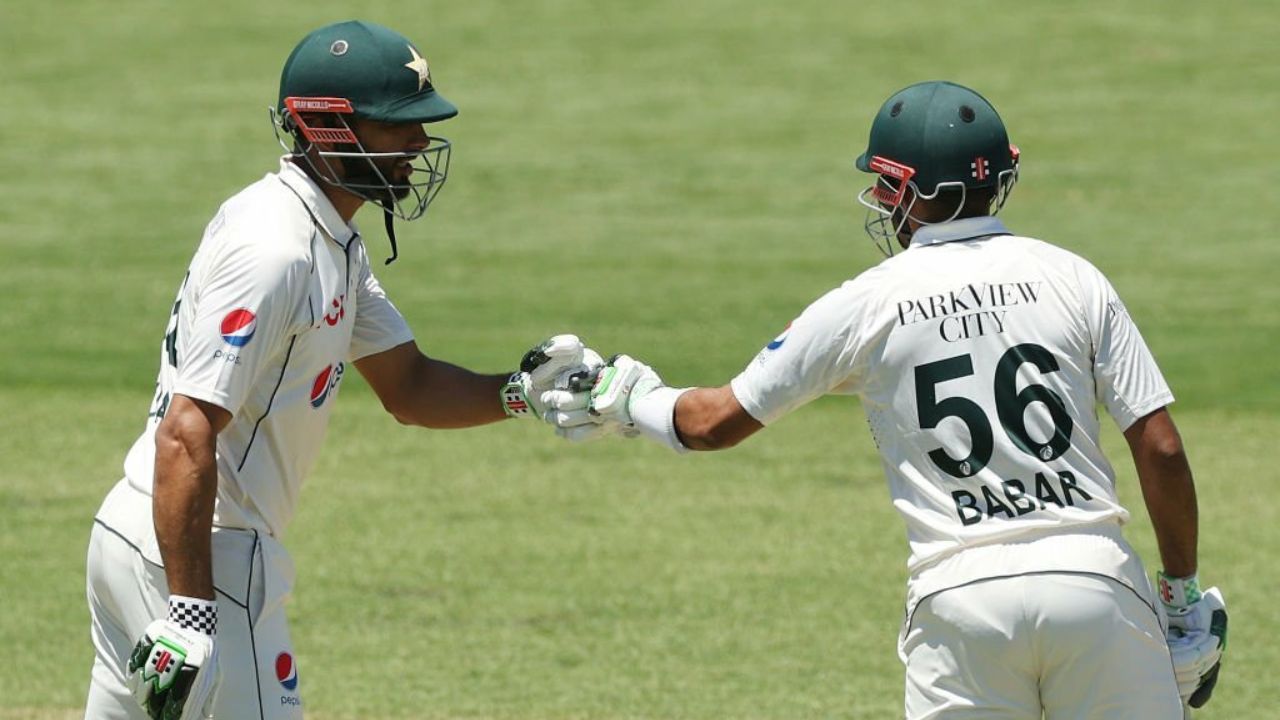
83 19 602 719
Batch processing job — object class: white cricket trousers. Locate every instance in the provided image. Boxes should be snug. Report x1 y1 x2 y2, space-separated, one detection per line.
84 479 304 719
901 572 1183 719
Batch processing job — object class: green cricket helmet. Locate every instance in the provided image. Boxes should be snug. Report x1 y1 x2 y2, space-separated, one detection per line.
854 81 1019 256
272 20 458 262
277 20 457 125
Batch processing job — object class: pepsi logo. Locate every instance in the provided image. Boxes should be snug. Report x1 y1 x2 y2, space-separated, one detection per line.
766 322 792 351
275 652 298 691
220 308 257 347
309 362 345 408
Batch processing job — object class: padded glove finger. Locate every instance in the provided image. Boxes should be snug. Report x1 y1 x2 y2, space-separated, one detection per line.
523 335 585 390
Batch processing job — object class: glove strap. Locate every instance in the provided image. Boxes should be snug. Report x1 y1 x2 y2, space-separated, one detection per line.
501 373 535 418
1158 571 1202 611
629 386 692 453
168 595 218 637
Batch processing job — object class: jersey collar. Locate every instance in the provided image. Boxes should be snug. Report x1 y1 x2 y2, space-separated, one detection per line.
276 157 359 248
910 216 1011 248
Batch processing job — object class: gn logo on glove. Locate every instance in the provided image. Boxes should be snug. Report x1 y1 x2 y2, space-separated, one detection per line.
502 373 535 417
126 619 218 720
133 638 188 692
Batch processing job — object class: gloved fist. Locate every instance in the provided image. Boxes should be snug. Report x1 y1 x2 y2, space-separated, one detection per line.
543 379 624 443
501 366 597 419
526 353 668 443
1159 573 1228 709
127 618 219 720
521 334 599 392
588 354 665 428
503 335 610 441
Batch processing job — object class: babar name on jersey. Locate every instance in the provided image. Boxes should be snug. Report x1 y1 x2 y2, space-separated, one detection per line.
911 341 1095 528
951 470 1095 526
896 280 1043 343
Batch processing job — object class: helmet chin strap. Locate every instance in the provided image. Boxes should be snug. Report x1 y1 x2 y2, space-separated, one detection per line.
378 196 399 263
381 198 399 265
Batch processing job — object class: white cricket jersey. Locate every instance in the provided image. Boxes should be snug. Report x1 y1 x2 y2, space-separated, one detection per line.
731 217 1173 598
122 158 414 537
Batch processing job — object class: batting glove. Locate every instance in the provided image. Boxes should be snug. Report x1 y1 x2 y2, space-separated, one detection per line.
531 353 656 443
523 334 596 392
127 596 220 720
589 354 662 428
1159 573 1228 708
587 355 689 451
502 335 605 428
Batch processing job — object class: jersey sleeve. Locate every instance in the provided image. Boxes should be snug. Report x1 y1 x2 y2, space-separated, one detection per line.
348 251 414 362
172 229 310 415
729 283 870 426
1083 265 1174 430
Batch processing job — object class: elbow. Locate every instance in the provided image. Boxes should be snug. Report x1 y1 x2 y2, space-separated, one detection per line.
152 405 220 493
386 403 413 426
153 418 185 469
379 396 421 427
1149 435 1187 466
1142 418 1187 464
1126 409 1189 468
154 410 204 467
1138 432 1193 486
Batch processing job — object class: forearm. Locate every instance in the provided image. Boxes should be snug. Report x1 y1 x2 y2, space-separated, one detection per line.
395 356 509 429
672 385 763 451
355 342 513 429
153 412 220 600
1126 409 1198 577
1139 457 1198 578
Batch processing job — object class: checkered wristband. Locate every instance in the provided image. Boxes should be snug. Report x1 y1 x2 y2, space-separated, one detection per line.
168 595 218 636
1157 572 1202 612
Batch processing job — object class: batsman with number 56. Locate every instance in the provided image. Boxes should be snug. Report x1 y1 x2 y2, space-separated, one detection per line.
560 81 1228 718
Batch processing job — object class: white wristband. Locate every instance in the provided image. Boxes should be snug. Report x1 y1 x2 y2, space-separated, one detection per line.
629 386 692 453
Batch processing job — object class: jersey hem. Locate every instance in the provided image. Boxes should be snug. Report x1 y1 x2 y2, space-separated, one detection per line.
1112 391 1175 431
729 375 772 426
899 520 1153 644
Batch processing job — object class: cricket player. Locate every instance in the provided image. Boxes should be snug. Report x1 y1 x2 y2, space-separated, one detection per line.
84 20 599 719
563 81 1228 718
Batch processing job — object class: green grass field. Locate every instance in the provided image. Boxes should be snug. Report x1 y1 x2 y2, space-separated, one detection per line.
3 0 1277 717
